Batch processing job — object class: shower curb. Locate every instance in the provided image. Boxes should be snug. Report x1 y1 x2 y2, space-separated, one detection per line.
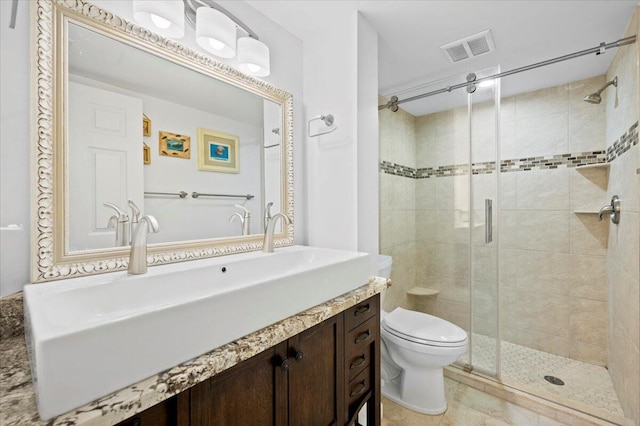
444 366 633 426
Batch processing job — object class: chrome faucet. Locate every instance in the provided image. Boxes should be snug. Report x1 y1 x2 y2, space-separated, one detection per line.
262 213 291 253
128 215 160 275
128 200 142 244
264 202 273 232
598 195 621 224
229 204 251 236
104 202 130 247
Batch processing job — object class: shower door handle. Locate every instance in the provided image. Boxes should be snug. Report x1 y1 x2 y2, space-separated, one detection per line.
485 199 493 244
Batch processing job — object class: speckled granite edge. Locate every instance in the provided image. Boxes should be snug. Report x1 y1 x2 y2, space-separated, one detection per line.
0 292 24 339
0 277 389 426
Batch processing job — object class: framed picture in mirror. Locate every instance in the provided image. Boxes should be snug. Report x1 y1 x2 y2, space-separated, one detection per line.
197 128 239 173
159 131 190 159
142 114 151 136
143 143 151 164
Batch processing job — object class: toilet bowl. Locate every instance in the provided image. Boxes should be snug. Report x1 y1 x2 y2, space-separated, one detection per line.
377 255 468 415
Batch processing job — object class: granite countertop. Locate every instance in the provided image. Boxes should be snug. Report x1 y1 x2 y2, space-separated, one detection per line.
0 277 388 426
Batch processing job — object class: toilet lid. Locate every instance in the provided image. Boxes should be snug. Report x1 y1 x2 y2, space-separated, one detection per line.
382 307 467 346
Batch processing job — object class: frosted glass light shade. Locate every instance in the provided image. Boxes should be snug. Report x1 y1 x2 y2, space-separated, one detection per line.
132 0 185 38
196 7 237 58
237 37 270 77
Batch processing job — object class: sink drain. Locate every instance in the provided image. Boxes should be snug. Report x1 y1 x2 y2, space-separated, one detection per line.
544 375 564 386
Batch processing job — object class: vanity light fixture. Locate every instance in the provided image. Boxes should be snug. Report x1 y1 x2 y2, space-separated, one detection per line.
237 36 270 76
195 7 237 58
133 0 270 76
132 1 185 38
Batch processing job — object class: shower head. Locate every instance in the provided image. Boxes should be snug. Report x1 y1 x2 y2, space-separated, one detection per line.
583 76 617 104
583 93 602 104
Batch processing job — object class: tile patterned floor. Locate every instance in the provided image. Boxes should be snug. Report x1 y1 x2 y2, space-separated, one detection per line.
382 378 566 426
457 334 624 417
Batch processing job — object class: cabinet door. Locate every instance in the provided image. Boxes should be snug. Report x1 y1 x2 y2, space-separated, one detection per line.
189 342 288 426
115 396 178 426
288 315 344 426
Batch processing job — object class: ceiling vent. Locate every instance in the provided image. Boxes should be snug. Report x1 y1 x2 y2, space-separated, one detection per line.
440 29 495 64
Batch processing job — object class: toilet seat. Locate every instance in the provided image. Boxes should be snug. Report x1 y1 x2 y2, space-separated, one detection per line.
382 307 467 348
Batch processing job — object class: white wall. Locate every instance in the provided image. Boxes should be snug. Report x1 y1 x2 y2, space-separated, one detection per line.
0 0 30 296
0 1 303 296
356 14 380 274
301 3 359 251
249 2 380 261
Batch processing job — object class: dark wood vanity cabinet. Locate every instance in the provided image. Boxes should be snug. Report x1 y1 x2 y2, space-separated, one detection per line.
115 395 180 426
343 295 381 425
116 294 380 426
189 343 288 425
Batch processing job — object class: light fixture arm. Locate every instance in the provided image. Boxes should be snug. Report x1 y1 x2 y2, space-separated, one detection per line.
184 0 259 39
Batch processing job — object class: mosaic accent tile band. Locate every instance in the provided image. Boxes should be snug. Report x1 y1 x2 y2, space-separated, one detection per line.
606 121 638 162
380 122 638 179
416 164 471 178
379 161 416 178
500 151 607 173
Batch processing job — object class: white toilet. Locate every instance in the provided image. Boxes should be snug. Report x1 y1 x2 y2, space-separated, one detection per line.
378 255 468 415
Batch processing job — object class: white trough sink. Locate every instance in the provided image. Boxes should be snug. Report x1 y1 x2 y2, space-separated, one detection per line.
24 246 371 420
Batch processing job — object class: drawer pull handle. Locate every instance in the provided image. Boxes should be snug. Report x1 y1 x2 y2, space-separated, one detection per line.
349 355 366 370
295 350 304 361
350 381 366 397
354 304 370 316
355 331 371 344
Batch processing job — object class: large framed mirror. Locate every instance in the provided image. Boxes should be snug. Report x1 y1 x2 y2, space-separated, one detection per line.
31 0 294 282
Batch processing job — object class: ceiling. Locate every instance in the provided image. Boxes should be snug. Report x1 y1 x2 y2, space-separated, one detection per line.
248 0 638 116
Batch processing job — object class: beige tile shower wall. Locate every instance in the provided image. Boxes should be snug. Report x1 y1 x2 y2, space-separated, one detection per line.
499 75 609 367
414 111 471 333
605 7 639 425
379 99 417 312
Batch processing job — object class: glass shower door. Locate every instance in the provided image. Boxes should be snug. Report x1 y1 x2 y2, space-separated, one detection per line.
468 67 500 376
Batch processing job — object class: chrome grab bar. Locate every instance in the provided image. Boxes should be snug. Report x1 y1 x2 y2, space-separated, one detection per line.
192 192 254 200
144 191 188 198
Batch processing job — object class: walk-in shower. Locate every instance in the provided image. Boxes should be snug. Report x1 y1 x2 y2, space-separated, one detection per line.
378 32 639 425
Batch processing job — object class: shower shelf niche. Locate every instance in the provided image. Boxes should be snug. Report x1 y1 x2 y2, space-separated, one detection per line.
575 162 610 171
408 287 439 297
573 163 610 215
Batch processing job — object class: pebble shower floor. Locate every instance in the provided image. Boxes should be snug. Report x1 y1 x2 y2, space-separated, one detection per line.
458 334 624 417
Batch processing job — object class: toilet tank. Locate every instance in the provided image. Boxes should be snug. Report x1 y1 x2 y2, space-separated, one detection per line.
378 255 392 279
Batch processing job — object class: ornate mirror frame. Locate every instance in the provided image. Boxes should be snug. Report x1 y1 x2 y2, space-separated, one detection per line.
31 0 294 283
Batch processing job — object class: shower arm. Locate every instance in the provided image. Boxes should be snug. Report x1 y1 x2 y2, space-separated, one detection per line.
595 77 618 95
379 35 636 111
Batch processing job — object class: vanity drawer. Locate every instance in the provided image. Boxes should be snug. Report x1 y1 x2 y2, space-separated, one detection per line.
345 296 378 332
345 346 372 381
347 367 372 406
346 316 378 358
